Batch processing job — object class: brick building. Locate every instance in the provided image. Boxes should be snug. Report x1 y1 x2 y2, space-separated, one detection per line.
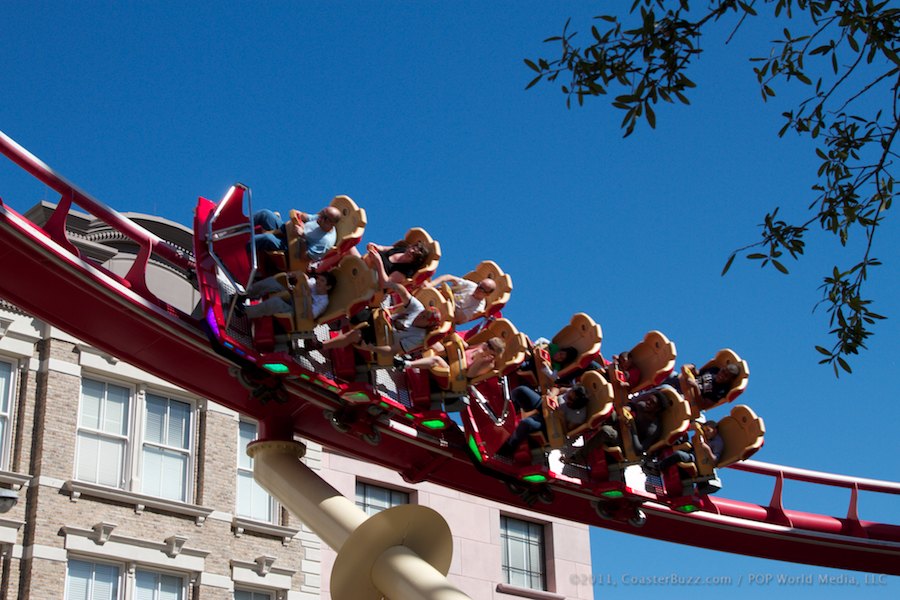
0 204 593 600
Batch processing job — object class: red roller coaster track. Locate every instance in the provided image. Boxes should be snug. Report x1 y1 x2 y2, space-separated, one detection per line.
1 130 898 576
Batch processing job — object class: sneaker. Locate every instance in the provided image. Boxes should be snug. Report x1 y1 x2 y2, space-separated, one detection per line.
494 442 514 459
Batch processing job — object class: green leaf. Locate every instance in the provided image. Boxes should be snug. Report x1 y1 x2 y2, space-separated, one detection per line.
721 254 736 276
772 259 789 274
885 47 900 66
738 1 758 16
837 356 853 374
525 74 543 90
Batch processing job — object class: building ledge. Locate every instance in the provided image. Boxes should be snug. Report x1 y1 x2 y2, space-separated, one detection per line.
232 516 299 545
0 517 26 550
62 524 209 574
496 583 565 600
62 480 213 525
0 470 32 490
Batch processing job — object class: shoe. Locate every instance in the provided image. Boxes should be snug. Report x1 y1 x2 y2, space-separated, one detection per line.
393 355 409 370
494 442 514 459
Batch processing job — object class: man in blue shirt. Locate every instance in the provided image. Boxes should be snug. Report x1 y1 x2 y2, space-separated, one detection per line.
253 205 341 261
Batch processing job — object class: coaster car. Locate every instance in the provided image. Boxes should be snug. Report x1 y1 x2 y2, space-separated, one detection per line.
404 318 527 410
617 330 677 393
448 260 513 330
193 185 372 399
251 255 378 353
645 404 765 511
515 312 603 389
256 195 365 277
552 312 603 383
402 227 442 289
681 348 750 418
311 195 367 272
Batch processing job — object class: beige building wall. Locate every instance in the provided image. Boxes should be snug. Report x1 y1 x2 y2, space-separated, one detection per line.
0 204 594 600
318 452 594 600
0 303 315 600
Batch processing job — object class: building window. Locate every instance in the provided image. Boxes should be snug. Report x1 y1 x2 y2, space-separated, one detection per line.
0 360 14 469
75 378 194 502
135 569 185 600
500 516 546 591
65 559 121 600
141 394 192 501
236 420 276 523
76 380 131 488
355 482 409 516
234 589 273 600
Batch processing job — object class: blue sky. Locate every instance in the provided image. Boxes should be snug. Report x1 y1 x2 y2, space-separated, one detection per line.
0 2 897 598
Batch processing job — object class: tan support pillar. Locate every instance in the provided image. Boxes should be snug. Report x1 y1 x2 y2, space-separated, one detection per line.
248 440 472 600
372 546 472 600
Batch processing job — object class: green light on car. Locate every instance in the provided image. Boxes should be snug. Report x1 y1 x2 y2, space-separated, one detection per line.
521 474 547 483
262 363 290 374
468 436 483 462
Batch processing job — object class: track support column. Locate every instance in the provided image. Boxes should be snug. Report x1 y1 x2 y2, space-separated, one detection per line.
248 439 472 600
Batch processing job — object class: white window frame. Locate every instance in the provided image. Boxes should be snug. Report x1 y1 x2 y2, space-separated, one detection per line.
500 515 547 591
139 392 195 502
64 556 193 600
233 587 274 600
134 566 188 600
74 376 196 503
0 358 16 470
355 481 410 516
75 378 134 490
64 557 122 600
236 419 277 523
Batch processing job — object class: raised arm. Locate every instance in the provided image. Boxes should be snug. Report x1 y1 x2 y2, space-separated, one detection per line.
430 274 459 287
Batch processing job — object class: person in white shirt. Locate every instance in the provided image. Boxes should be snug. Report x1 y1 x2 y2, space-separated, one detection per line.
242 271 335 320
428 274 495 324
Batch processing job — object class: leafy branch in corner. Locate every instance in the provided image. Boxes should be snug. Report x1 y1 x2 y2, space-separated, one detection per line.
527 0 898 374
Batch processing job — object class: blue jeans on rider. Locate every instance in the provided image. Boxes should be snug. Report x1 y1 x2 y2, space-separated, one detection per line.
497 386 545 458
253 209 287 252
658 449 695 470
